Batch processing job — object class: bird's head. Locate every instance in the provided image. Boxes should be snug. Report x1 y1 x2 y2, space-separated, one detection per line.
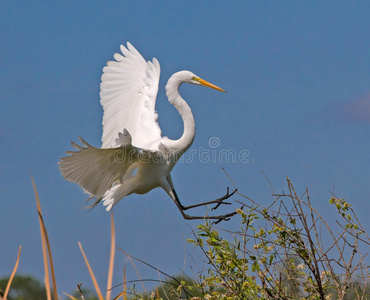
173 71 226 92
190 76 226 92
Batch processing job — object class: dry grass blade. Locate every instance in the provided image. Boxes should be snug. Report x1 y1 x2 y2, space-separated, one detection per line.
106 211 116 300
44 276 51 300
112 264 128 300
3 245 21 300
123 265 127 300
63 292 79 300
31 176 57 300
32 177 51 300
157 269 169 300
118 248 147 294
112 293 122 300
156 287 160 299
78 241 104 300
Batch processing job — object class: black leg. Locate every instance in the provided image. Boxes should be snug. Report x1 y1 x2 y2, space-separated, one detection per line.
173 187 237 211
171 188 239 224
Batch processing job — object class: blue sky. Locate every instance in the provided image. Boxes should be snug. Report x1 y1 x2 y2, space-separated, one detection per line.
1 1 370 296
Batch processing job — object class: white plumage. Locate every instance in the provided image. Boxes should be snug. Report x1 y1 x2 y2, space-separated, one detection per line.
101 43 162 150
59 42 237 222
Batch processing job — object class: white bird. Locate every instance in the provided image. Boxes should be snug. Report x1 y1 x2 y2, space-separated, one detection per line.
59 42 237 223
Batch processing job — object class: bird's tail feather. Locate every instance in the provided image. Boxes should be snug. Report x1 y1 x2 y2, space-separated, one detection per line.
102 178 137 211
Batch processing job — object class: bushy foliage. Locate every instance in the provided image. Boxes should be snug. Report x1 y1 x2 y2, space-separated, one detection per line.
129 179 370 300
5 179 369 300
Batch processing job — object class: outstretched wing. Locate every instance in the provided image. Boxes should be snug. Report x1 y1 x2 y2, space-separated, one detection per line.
100 42 162 150
59 132 139 198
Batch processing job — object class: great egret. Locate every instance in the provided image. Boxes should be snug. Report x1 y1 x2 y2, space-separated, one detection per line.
59 42 237 223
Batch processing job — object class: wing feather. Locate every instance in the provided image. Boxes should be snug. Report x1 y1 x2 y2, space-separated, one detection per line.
59 136 139 197
100 42 162 150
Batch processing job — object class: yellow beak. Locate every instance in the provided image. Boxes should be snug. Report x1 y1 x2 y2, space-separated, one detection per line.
195 77 226 92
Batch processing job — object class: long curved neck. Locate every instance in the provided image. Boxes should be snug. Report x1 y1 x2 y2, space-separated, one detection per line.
164 74 195 153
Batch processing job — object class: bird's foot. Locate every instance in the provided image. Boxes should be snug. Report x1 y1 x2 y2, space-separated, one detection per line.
212 211 237 224
212 205 244 224
211 187 238 211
